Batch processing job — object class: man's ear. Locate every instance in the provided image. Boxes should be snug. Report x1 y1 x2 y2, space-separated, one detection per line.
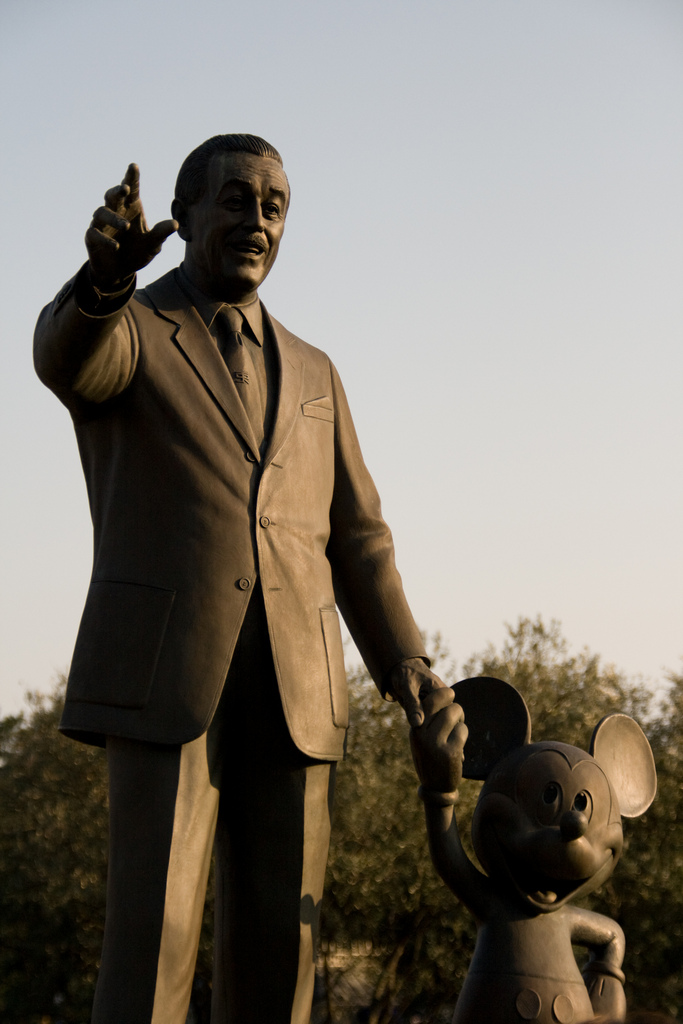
171 199 191 242
451 677 531 780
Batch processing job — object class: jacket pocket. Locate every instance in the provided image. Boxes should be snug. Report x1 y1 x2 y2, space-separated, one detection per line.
320 607 349 729
68 580 176 709
302 397 334 422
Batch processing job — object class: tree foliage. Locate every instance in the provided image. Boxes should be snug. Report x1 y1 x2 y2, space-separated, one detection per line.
0 620 680 1022
0 681 107 1022
604 667 683 1016
0 681 215 1024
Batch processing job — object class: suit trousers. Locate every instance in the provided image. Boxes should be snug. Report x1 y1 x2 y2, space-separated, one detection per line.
91 584 337 1024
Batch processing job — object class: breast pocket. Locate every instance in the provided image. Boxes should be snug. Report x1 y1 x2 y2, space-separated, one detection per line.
302 396 334 423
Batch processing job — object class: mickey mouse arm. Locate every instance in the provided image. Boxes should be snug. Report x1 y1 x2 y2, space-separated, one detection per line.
411 698 495 919
421 799 493 921
567 905 626 1020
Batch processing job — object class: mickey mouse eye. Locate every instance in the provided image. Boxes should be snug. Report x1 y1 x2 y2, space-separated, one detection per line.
543 783 560 805
572 790 592 819
536 780 564 824
532 778 565 827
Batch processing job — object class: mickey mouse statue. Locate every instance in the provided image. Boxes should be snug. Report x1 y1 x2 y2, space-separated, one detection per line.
410 678 657 1024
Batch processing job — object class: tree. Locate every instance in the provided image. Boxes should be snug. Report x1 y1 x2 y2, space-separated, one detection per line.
461 615 651 746
0 680 216 1024
0 681 108 1022
597 666 683 1017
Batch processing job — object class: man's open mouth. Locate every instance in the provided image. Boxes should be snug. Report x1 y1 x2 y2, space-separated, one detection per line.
232 239 267 255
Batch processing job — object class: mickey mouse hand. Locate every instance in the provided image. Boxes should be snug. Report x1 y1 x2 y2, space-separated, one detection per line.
410 693 468 802
582 960 627 1019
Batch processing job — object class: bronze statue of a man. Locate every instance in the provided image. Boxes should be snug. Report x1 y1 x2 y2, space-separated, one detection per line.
34 134 444 1024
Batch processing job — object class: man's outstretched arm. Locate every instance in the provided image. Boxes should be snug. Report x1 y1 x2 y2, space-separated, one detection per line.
35 165 177 402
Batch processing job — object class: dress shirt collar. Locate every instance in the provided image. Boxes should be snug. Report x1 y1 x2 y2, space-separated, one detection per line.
176 263 265 345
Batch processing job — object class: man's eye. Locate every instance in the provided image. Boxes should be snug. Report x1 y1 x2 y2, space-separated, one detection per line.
263 204 281 218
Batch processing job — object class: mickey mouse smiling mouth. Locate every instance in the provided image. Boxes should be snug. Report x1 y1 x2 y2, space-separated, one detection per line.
498 837 618 911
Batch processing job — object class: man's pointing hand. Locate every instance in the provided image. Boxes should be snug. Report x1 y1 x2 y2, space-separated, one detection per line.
85 164 177 292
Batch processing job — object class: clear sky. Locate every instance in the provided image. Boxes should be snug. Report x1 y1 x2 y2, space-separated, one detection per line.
1 0 681 717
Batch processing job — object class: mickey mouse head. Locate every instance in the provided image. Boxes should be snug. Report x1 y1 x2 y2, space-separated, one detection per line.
452 678 657 912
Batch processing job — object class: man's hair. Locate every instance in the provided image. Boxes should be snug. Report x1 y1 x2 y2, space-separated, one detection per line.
175 134 284 207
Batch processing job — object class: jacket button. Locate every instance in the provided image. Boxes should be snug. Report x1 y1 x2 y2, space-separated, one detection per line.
245 450 257 462
259 516 271 528
237 578 251 590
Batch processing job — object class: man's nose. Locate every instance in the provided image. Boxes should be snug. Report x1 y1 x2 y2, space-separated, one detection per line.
244 200 266 231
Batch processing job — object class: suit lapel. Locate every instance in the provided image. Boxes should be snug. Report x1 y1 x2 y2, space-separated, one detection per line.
144 271 261 459
264 310 304 467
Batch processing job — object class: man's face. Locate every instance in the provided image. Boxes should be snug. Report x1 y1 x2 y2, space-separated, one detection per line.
177 151 289 303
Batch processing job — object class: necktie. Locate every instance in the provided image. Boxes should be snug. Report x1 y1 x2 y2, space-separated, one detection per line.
217 305 264 447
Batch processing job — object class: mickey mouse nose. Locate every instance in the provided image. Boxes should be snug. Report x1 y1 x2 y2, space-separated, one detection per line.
560 810 589 841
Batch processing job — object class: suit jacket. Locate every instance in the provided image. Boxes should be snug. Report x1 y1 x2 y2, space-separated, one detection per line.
34 267 427 758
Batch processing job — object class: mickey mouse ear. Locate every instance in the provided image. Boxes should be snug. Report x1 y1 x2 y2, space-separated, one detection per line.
451 677 531 780
590 714 657 817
